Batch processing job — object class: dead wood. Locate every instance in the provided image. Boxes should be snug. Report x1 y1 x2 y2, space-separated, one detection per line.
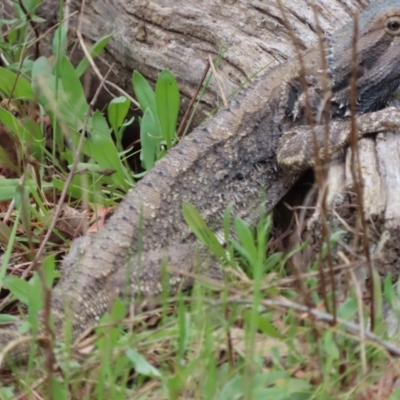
289 128 400 295
32 0 370 123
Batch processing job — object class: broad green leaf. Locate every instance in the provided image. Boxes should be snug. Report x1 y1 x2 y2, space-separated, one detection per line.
26 272 44 326
323 331 340 360
384 274 396 304
0 314 19 323
52 25 68 59
0 179 37 202
3 276 31 305
390 389 400 400
32 72 83 130
155 69 180 149
52 175 107 204
244 311 282 338
0 107 26 139
20 0 41 14
0 143 18 173
75 33 114 77
41 254 57 288
0 221 11 245
110 299 126 321
31 56 53 80
0 67 34 100
234 217 257 262
0 212 20 288
126 349 161 377
218 374 243 400
132 70 157 115
23 117 45 162
0 179 18 202
7 58 34 75
108 96 131 133
140 108 162 170
0 386 17 400
337 297 357 320
58 56 89 121
88 111 127 188
50 378 68 400
264 252 283 273
182 202 225 259
88 110 112 140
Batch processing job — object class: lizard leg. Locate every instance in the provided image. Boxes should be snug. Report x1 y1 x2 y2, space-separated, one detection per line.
276 107 400 173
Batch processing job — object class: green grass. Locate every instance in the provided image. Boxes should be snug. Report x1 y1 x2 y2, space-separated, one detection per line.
1 2 400 399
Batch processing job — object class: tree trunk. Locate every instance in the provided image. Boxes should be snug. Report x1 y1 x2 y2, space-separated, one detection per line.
39 0 370 123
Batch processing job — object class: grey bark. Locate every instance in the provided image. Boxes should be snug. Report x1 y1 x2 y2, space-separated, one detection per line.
291 130 400 285
40 0 370 122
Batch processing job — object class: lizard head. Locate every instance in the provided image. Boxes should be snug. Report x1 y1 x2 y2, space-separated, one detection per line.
329 0 400 117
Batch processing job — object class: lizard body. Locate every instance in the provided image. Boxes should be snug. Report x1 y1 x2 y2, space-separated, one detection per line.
3 0 400 367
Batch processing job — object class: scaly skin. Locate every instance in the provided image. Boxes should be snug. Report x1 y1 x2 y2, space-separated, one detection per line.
3 0 400 367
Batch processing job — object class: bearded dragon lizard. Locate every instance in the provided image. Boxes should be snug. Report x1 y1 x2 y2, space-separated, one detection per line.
2 0 400 367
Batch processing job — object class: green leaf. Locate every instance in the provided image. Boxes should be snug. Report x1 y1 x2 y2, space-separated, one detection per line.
14 177 31 246
182 202 225 259
0 222 12 245
372 267 384 331
109 299 126 321
32 59 84 130
384 274 396 304
52 25 68 59
50 378 68 400
75 33 114 78
0 386 17 400
0 179 36 202
0 67 34 100
88 111 127 188
126 349 161 377
233 217 257 263
337 297 357 320
244 311 282 338
389 389 400 400
41 254 57 288
108 96 131 133
20 0 41 14
0 142 18 173
58 56 89 121
218 374 243 400
264 252 283 273
0 314 20 323
140 108 162 170
0 107 26 139
52 175 108 204
31 56 53 79
132 70 157 115
323 331 340 360
223 203 233 244
8 59 35 75
155 69 180 149
4 276 31 305
23 116 45 162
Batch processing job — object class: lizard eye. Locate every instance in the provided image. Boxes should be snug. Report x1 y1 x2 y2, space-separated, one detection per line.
385 17 400 35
